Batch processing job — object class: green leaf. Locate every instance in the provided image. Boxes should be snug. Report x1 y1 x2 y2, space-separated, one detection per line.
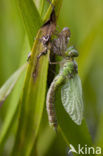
33 0 44 14
43 0 63 23
11 0 63 155
55 86 93 156
0 70 26 154
16 0 42 47
0 36 30 154
11 28 50 156
0 64 26 107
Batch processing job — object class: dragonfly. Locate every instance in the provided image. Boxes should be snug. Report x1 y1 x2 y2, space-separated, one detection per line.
46 29 84 130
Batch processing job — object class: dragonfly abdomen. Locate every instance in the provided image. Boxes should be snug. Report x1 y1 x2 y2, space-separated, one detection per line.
46 67 72 130
46 78 58 129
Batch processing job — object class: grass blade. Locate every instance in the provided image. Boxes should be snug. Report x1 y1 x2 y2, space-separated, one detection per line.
0 36 30 153
11 0 63 154
11 28 50 156
16 0 42 47
0 70 26 154
43 0 63 22
0 64 26 107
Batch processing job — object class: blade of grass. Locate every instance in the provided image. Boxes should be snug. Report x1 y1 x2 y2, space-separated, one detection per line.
33 0 44 14
43 0 63 23
0 69 26 154
0 36 30 153
2 1 43 154
30 0 63 155
0 64 26 107
16 0 42 47
11 27 49 156
11 0 63 154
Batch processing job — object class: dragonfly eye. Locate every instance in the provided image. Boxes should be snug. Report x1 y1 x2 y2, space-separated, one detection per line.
65 46 79 58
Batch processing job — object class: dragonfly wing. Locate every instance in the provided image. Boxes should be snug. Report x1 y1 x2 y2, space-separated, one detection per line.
61 74 83 125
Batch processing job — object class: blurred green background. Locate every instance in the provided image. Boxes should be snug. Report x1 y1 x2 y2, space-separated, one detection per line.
0 0 103 155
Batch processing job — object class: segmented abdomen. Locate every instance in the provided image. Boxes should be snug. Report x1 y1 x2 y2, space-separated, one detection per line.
46 77 57 129
46 64 70 130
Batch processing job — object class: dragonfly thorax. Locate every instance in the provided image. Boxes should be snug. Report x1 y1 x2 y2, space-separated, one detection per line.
59 60 78 78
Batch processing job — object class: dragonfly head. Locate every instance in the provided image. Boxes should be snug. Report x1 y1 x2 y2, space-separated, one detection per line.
65 46 79 58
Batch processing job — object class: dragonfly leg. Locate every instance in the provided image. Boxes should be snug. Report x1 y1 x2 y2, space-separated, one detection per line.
49 54 61 64
37 48 48 59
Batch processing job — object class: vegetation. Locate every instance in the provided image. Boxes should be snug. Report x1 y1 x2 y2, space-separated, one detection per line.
0 0 103 155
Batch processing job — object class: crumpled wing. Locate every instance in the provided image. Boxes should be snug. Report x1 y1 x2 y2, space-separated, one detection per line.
61 74 83 125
